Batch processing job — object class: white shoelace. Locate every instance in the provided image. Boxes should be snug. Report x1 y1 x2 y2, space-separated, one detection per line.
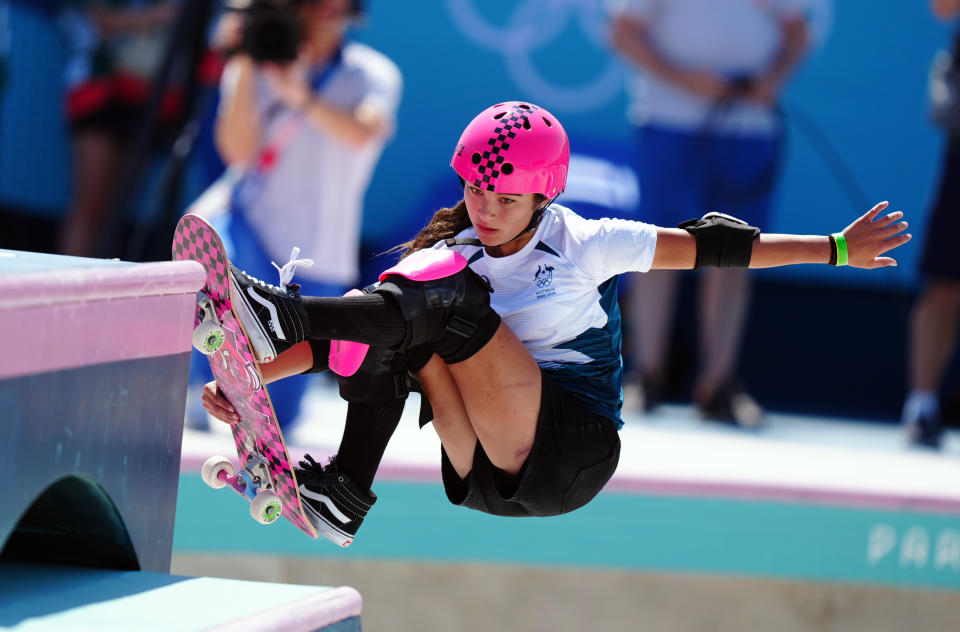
272 247 314 288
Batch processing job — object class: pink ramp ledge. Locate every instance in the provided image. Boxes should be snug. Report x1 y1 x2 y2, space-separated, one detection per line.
0 256 205 380
211 586 363 632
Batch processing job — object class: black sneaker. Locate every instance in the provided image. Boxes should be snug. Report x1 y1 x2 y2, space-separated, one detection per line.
695 379 765 429
230 264 311 363
295 455 376 547
907 412 944 449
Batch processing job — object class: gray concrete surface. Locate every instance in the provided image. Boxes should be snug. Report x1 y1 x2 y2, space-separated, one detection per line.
172 553 957 632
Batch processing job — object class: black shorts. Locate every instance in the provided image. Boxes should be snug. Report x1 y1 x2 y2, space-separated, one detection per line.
920 138 960 280
440 370 621 517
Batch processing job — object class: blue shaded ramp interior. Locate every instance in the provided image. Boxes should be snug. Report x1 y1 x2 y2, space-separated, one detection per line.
0 563 360 632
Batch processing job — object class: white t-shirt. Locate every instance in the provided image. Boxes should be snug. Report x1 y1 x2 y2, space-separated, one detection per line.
435 204 658 425
609 0 809 133
220 42 402 284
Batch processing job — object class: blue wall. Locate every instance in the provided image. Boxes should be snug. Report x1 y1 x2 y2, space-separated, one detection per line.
1 1 954 288
353 1 952 289
174 474 960 591
0 4 71 214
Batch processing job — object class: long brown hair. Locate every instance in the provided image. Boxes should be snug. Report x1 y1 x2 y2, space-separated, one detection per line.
391 194 549 259
391 200 472 259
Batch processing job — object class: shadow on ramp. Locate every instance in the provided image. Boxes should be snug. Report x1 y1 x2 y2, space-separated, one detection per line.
2 475 139 571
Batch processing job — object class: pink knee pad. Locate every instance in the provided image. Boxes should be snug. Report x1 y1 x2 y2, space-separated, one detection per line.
329 289 370 377
378 249 468 282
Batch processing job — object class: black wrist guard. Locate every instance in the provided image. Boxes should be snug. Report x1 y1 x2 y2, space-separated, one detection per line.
679 212 760 269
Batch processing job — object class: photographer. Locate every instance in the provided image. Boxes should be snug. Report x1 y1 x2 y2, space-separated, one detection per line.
901 0 960 449
188 0 402 431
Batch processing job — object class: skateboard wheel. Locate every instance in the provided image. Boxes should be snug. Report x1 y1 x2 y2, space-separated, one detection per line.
193 320 225 355
201 455 235 489
250 492 282 524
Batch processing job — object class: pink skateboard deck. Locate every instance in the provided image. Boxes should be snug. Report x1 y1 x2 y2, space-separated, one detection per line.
172 214 318 538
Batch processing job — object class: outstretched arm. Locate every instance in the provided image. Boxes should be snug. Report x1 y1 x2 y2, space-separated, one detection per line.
651 202 910 270
751 203 909 268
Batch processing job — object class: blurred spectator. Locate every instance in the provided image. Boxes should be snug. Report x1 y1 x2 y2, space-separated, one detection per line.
185 0 402 431
609 0 813 426
57 0 181 257
901 0 960 449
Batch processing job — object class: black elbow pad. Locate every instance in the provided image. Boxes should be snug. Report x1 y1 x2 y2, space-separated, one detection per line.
679 212 760 269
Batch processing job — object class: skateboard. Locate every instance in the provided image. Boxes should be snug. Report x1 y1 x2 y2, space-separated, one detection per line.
172 214 318 538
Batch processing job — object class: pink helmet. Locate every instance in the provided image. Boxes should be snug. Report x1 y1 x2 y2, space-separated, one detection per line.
451 101 569 197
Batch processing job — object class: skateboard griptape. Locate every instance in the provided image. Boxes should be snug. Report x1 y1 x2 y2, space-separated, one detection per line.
173 215 317 538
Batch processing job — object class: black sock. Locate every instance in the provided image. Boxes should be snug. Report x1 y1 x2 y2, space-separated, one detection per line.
302 339 331 374
302 294 406 347
336 398 405 491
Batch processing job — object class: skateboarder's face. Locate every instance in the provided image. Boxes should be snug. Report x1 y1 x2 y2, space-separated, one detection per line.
463 184 540 255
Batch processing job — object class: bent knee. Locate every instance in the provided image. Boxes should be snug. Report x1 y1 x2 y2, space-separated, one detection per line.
486 443 531 477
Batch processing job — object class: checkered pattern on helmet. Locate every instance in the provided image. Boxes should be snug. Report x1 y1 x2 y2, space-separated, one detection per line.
172 215 318 538
473 103 540 192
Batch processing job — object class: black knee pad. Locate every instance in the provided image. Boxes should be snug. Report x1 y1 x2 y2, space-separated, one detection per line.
336 343 434 405
374 251 501 364
337 369 411 404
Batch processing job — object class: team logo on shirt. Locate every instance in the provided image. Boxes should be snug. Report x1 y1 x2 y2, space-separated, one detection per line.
534 264 556 299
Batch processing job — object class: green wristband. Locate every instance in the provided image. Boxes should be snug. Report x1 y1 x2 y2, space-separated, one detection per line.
832 233 848 266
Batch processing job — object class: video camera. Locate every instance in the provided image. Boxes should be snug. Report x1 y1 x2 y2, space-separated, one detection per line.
225 0 366 65
226 0 302 65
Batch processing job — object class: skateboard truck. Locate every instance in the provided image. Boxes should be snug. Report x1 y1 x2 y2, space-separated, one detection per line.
242 451 276 495
201 453 283 525
193 294 225 355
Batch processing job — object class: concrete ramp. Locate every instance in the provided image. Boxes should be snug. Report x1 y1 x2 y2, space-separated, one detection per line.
0 249 206 572
0 249 366 630
0 563 362 632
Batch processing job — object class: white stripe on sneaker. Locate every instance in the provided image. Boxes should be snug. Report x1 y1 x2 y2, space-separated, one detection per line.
299 486 351 524
230 276 277 363
246 286 287 341
301 502 352 547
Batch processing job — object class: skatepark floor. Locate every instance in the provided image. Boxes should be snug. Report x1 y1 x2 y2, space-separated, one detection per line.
175 378 960 632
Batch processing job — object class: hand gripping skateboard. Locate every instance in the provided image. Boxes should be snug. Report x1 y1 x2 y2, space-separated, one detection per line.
173 214 318 538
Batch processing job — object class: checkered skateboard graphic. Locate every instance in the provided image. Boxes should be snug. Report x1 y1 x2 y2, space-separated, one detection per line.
473 103 539 192
173 214 317 538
